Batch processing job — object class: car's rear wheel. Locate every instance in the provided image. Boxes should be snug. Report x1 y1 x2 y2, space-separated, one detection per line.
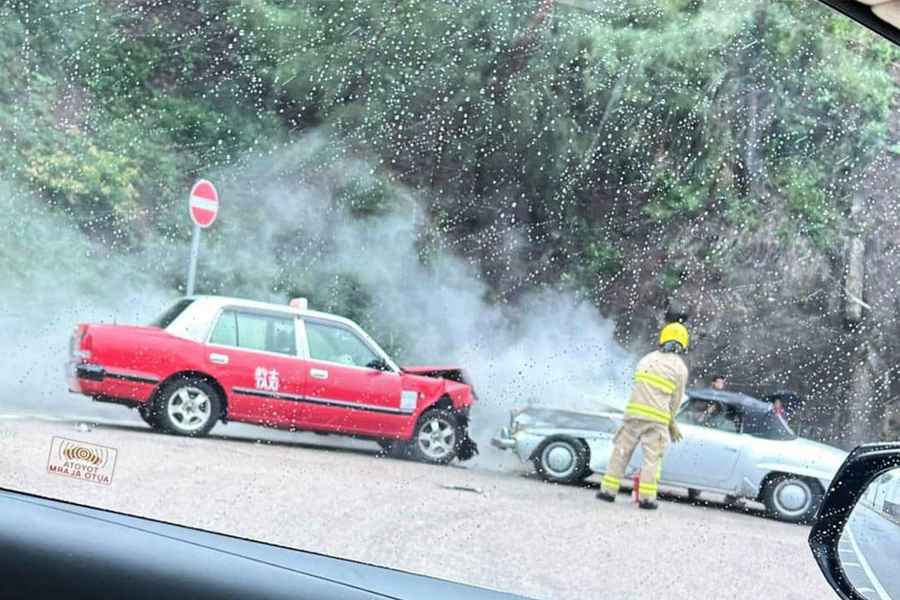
137 404 161 430
687 488 702 502
762 475 823 523
532 437 589 484
411 409 459 465
153 377 221 437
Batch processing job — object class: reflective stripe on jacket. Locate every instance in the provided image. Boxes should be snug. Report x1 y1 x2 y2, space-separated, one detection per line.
625 350 688 425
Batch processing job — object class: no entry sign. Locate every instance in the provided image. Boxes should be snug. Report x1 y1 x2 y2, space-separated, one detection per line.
189 179 219 228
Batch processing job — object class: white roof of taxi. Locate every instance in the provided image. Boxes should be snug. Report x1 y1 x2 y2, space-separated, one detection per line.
187 295 358 328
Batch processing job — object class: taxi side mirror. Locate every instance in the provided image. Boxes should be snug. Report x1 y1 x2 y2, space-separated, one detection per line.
808 442 900 599
366 358 391 372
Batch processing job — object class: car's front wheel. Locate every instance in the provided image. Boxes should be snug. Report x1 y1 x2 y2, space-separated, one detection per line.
762 475 823 523
378 439 411 460
411 409 459 465
137 404 161 430
532 436 590 484
153 377 221 437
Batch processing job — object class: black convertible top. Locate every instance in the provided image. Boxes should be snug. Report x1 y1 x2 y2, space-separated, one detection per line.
687 388 773 415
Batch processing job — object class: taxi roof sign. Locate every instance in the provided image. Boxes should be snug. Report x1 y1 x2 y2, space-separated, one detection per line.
289 298 308 310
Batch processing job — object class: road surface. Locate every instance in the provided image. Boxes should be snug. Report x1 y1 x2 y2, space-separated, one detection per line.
840 503 900 599
0 411 834 600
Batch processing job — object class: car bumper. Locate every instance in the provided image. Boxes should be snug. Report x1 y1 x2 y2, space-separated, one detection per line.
491 427 517 450
491 427 545 463
67 361 158 403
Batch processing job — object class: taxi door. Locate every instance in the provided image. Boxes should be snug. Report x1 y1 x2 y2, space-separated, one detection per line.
296 318 406 437
204 309 307 428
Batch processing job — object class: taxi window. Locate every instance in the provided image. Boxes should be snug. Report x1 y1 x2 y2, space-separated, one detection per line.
209 311 238 347
210 310 296 356
305 321 378 368
149 299 194 329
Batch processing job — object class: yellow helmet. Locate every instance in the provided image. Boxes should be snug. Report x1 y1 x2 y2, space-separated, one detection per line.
659 322 689 350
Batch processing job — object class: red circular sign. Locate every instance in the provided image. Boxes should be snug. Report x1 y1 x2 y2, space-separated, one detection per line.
189 179 219 228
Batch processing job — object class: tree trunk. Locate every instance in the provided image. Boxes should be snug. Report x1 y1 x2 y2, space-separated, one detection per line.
841 191 884 444
846 342 876 444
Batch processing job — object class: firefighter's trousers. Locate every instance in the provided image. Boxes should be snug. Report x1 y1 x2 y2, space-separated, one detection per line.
600 418 669 502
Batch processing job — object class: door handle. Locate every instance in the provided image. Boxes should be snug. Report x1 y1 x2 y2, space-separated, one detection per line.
209 353 229 365
310 368 329 380
723 447 738 453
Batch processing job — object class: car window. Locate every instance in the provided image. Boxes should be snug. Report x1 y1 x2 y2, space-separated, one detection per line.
678 399 740 433
742 411 798 441
210 310 296 356
209 310 238 346
305 321 378 368
149 299 194 329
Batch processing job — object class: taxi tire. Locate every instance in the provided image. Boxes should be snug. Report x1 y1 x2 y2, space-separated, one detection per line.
378 439 411 460
153 377 222 437
411 409 460 465
137 405 161 430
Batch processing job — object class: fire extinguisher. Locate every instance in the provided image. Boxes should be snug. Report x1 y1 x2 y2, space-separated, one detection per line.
632 475 640 503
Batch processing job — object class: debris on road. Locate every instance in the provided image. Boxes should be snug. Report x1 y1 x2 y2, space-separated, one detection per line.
440 484 484 495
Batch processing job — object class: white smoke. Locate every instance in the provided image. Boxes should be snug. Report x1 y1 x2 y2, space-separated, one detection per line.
0 138 637 467
208 139 638 464
0 185 174 417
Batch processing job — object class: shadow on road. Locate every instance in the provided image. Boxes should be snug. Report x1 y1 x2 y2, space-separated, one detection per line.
65 417 388 458
518 470 806 524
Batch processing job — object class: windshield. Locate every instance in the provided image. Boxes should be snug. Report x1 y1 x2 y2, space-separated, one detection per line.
149 299 194 329
742 410 798 441
3 1 898 598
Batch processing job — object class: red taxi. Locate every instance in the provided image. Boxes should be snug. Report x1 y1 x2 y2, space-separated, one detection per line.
68 296 478 464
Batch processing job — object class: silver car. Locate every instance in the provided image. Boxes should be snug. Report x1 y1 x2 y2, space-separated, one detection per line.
491 388 848 523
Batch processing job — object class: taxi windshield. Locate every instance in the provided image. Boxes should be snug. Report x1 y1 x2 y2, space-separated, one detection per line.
2 1 899 599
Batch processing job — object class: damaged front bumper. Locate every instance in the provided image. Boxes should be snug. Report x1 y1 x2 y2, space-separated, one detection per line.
456 434 479 461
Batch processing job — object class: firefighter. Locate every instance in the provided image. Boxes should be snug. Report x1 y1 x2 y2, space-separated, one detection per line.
596 322 690 510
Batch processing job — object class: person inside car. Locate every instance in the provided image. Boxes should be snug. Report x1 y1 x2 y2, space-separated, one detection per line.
697 401 728 429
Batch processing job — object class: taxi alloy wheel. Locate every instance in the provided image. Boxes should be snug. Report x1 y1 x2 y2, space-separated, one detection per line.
155 377 222 437
413 409 459 465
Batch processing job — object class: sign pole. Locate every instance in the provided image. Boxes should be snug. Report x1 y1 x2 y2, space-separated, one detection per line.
186 223 201 296
186 179 219 297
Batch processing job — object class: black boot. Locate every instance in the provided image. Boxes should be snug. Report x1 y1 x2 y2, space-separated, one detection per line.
638 499 659 510
596 490 616 502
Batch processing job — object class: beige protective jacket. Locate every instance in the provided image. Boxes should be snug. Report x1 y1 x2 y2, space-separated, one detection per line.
624 350 689 425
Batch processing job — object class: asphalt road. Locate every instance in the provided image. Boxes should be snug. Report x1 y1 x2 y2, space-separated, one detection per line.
840 503 900 599
0 409 835 600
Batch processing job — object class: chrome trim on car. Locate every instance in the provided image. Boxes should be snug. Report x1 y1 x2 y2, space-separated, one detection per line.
106 369 161 384
75 364 160 385
231 387 414 415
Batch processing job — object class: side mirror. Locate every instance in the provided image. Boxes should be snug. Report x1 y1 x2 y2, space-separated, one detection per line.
365 358 391 372
808 442 900 600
